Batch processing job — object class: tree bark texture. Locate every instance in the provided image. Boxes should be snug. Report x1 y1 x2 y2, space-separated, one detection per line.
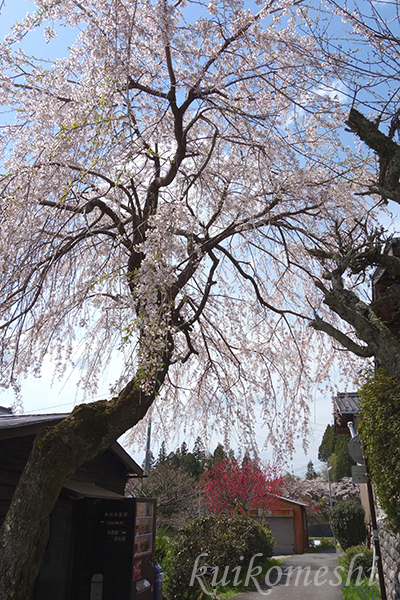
0 361 169 600
312 275 400 381
346 108 400 202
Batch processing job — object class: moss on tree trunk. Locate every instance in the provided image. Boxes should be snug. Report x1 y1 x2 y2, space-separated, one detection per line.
0 358 170 600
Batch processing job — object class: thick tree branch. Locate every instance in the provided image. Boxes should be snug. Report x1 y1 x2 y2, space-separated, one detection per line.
313 273 400 380
310 314 374 357
346 108 400 202
181 250 219 329
127 77 168 99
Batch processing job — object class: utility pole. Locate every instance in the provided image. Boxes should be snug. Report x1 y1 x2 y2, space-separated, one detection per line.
144 418 152 476
327 463 333 509
327 461 336 546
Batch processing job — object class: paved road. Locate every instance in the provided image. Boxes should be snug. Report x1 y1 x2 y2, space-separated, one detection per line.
232 551 343 600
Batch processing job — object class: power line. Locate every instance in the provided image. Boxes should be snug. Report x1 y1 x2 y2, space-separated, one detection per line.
21 395 105 413
26 402 76 413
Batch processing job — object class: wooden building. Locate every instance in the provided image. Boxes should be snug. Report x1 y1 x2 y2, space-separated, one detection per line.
0 410 156 600
372 237 400 339
334 391 360 435
249 496 308 555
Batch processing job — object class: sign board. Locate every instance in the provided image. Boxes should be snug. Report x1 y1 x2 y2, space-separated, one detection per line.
348 435 365 465
352 465 367 484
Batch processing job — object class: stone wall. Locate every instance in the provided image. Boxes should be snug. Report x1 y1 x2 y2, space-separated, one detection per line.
378 519 400 600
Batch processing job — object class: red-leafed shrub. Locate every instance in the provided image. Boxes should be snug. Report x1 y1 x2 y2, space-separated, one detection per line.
200 456 283 515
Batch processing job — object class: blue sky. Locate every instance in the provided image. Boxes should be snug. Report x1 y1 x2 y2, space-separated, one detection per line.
0 0 77 54
0 0 392 475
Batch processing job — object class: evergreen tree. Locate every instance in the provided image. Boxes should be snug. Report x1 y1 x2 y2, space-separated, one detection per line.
180 441 188 457
180 439 206 480
157 441 168 465
154 439 207 480
206 443 228 469
167 449 183 469
193 437 206 471
318 425 355 482
333 437 355 482
318 425 335 464
306 460 318 480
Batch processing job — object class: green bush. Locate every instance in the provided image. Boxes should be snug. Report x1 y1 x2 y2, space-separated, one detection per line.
165 514 275 600
329 500 367 551
155 526 175 567
359 368 400 534
340 545 374 583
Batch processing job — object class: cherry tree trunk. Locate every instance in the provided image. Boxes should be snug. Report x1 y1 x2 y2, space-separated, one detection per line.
0 377 162 600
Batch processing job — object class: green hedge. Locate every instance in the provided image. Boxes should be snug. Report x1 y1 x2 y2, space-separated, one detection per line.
359 368 400 534
329 500 367 551
165 514 275 600
339 545 374 583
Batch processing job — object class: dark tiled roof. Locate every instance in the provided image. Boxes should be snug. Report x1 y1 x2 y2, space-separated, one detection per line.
0 412 143 477
278 495 308 508
0 413 68 439
64 480 124 499
335 392 359 415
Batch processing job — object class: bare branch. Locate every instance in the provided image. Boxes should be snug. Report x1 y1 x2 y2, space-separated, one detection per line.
215 244 307 319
